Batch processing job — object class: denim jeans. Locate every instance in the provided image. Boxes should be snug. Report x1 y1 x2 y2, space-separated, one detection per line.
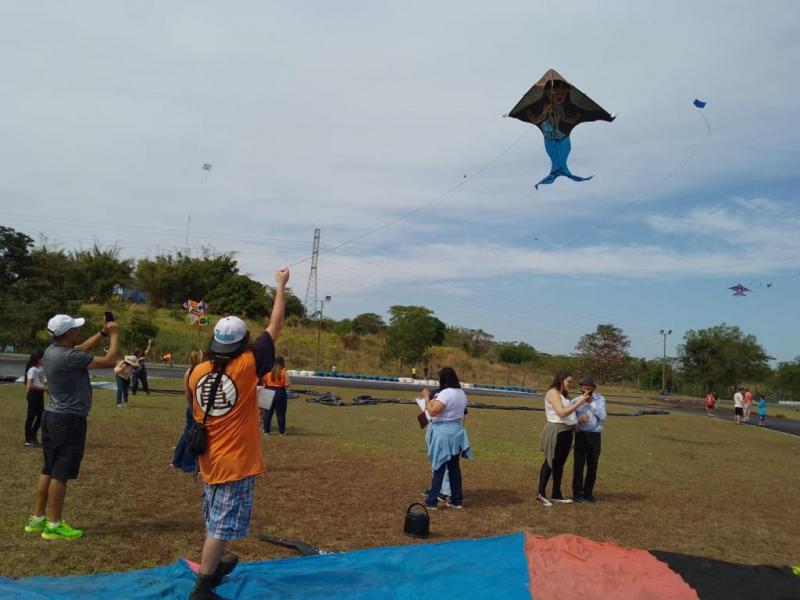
131 368 149 395
263 387 288 434
115 376 130 405
426 454 462 506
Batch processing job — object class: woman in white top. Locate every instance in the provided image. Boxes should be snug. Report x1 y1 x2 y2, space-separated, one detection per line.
24 351 47 447
536 371 589 507
421 367 473 509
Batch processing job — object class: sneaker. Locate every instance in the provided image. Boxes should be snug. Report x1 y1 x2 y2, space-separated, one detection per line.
420 491 449 503
24 441 34 447
536 495 553 507
551 497 574 504
210 553 239 587
423 502 438 511
41 521 83 541
573 494 585 503
584 495 597 503
24 515 46 533
446 501 464 509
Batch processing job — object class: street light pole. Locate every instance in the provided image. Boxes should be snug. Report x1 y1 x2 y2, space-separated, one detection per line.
659 329 672 392
315 295 331 372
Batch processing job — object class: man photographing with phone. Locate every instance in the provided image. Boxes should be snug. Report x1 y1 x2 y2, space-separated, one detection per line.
23 313 120 540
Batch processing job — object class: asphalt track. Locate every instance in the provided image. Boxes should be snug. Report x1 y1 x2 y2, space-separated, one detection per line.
2 354 799 436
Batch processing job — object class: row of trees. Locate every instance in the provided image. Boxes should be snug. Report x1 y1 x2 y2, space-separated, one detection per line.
2 226 796 398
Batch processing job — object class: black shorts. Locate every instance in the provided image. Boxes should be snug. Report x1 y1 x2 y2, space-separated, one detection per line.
734 407 744 416
41 412 88 480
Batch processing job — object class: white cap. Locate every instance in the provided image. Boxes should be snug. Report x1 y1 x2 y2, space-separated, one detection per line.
210 316 248 354
47 314 86 337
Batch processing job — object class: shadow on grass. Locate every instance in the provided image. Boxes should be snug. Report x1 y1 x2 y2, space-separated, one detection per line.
465 487 526 508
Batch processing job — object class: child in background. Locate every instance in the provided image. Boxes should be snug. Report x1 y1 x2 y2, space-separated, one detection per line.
263 356 291 435
757 394 767 427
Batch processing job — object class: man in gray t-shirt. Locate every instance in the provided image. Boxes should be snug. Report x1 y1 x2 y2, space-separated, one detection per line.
23 314 119 542
43 345 94 416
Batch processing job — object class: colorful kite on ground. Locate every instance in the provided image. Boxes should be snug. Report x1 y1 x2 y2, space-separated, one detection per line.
729 283 751 297
507 69 615 189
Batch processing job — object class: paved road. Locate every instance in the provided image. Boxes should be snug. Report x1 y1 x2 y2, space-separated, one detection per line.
0 355 531 399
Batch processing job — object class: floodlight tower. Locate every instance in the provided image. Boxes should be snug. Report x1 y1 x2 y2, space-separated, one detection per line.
303 229 321 318
660 329 672 392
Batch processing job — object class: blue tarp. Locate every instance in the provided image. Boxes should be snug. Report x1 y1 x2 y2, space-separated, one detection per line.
0 533 532 600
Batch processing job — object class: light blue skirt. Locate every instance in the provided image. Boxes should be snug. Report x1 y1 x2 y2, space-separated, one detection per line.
426 420 474 471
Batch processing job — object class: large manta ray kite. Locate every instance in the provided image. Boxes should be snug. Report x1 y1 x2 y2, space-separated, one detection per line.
508 69 615 189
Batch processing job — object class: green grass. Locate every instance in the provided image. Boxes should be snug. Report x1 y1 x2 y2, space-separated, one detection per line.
1 380 798 579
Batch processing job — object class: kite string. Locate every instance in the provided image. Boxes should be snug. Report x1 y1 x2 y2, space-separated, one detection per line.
286 128 531 267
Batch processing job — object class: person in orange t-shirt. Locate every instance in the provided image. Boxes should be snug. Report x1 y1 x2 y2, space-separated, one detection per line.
187 268 289 600
262 356 291 435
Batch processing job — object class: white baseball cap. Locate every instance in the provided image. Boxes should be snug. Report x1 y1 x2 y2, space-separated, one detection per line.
47 314 86 337
210 316 248 354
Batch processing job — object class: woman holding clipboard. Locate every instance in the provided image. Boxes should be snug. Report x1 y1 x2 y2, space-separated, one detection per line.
421 367 472 509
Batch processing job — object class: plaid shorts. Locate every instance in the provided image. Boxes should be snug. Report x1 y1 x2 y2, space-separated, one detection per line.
203 476 255 541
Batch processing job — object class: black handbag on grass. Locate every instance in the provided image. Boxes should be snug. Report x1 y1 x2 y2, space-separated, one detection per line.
187 371 224 456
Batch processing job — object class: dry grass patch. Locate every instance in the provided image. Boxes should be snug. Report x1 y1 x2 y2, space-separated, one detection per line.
1 382 798 579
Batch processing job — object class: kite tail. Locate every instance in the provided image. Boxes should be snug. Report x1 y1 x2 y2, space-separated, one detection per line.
535 136 593 190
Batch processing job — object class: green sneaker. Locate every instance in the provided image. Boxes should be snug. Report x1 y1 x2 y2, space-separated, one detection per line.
24 515 46 533
41 521 83 541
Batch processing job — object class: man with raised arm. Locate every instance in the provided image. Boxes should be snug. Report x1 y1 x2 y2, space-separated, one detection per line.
23 313 120 540
188 269 289 600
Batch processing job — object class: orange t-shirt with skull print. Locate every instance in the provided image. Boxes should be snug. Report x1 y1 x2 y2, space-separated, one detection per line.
189 333 275 484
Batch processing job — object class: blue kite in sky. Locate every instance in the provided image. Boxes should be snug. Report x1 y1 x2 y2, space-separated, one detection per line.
507 69 615 190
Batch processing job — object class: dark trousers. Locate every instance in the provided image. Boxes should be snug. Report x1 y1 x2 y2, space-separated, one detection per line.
131 368 149 395
573 431 602 498
25 390 45 442
538 429 574 498
263 387 288 434
427 454 463 506
116 376 130 405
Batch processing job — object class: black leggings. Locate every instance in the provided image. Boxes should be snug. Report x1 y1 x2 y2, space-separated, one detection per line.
538 429 574 498
25 389 45 443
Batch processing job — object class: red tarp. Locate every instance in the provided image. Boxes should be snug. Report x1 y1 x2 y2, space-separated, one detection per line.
524 533 698 600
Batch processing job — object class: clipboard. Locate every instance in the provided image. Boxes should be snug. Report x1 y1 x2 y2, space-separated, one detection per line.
415 398 431 429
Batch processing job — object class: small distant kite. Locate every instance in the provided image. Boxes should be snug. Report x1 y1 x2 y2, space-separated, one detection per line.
729 283 751 297
693 99 711 134
507 69 615 190
202 163 212 171
200 163 213 183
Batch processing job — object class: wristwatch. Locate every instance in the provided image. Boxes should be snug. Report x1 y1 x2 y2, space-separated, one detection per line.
100 329 108 337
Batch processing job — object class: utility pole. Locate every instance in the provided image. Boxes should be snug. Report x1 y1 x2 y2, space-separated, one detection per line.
315 295 331 371
303 229 321 319
659 329 672 392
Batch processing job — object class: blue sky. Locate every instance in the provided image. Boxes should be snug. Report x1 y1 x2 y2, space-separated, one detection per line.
2 1 799 361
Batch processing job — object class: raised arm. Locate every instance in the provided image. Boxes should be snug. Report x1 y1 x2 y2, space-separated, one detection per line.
266 268 290 342
422 388 446 417
144 337 153 357
88 321 120 369
546 388 587 418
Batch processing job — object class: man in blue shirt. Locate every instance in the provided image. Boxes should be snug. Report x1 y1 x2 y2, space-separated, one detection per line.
572 376 606 503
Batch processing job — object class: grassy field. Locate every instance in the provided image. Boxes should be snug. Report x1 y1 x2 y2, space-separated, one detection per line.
1 380 798 579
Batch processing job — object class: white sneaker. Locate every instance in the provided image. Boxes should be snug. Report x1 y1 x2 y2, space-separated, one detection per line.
536 495 553 507
551 497 574 504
